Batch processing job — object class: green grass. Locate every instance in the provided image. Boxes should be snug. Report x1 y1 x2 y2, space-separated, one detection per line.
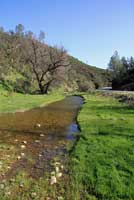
0 84 64 113
69 93 134 200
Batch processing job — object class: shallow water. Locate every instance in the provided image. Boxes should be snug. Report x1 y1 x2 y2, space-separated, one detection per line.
0 96 83 179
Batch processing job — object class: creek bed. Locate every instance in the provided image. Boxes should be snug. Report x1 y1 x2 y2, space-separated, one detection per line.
0 96 83 179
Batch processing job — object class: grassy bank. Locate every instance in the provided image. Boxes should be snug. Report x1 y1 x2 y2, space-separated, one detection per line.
0 85 64 113
69 93 134 200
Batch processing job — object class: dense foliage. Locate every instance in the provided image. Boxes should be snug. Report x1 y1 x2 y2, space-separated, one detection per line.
108 51 134 90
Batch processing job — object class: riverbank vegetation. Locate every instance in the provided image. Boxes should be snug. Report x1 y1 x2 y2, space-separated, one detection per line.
108 51 134 91
69 92 134 200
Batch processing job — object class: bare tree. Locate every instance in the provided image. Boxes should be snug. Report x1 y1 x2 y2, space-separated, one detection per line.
22 35 70 94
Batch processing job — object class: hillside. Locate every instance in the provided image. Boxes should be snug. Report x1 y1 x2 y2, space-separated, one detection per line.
0 25 111 94
66 56 112 92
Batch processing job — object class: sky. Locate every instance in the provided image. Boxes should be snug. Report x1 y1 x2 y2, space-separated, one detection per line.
0 0 134 69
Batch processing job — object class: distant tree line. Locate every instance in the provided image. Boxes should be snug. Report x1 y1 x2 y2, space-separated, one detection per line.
108 51 134 90
0 24 69 94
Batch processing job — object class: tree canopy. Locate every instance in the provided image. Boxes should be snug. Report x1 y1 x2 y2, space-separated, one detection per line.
108 51 134 90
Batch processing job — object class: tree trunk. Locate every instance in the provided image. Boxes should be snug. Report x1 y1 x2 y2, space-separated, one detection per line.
38 82 44 94
43 80 53 94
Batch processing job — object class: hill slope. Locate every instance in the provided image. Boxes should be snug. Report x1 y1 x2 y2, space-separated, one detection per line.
0 26 111 93
66 56 112 92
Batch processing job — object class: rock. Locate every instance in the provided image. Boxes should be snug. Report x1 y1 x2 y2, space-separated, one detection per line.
10 178 15 183
36 123 41 128
17 156 21 160
55 166 59 173
23 141 27 144
50 176 57 185
58 197 64 200
61 165 64 169
5 191 11 196
51 171 55 176
54 162 60 166
35 140 40 143
21 145 26 149
40 134 44 137
57 172 62 178
19 184 24 188
31 192 37 198
21 153 25 157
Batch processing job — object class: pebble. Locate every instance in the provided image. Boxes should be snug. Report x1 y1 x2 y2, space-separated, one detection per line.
10 178 15 183
57 172 62 178
50 176 57 185
19 184 24 188
51 171 55 176
23 141 27 144
36 123 41 127
35 140 40 143
61 165 64 169
21 145 26 149
5 191 11 196
55 166 59 173
40 134 44 137
54 162 60 166
58 197 64 200
17 156 21 160
21 153 25 157
31 192 37 198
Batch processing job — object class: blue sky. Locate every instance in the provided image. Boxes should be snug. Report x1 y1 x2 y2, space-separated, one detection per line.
0 0 134 68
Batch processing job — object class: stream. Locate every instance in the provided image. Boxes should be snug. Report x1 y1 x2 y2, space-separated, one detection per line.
0 95 83 179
